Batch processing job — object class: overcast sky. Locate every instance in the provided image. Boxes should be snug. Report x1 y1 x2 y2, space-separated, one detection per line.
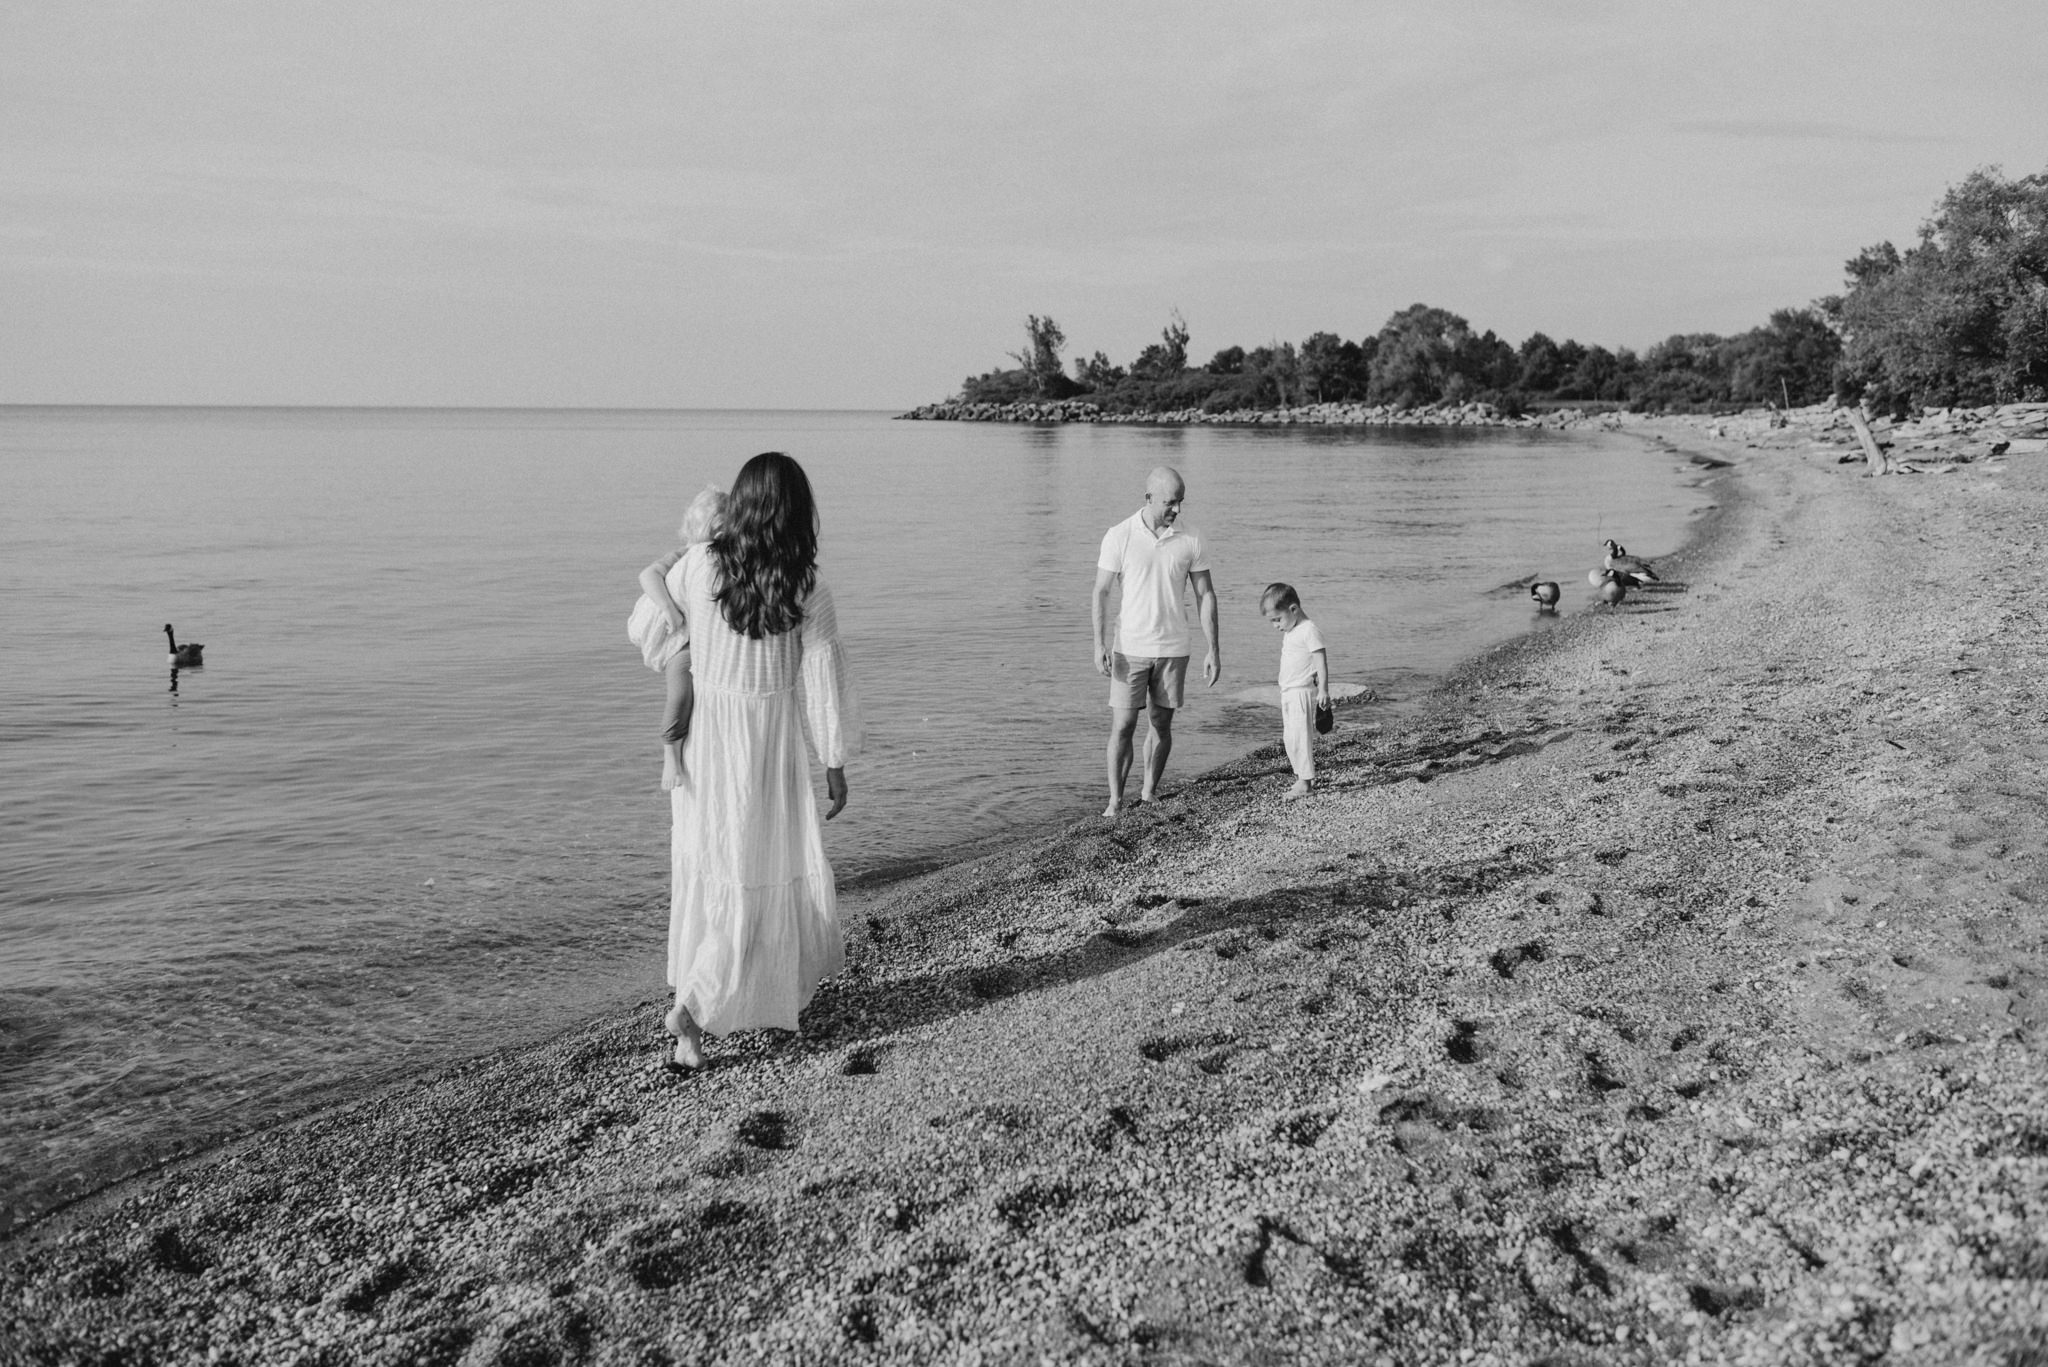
4 1 2043 409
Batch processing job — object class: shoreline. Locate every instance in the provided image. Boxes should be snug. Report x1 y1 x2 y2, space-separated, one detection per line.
0 424 1680 1242
896 396 1619 429
7 415 2047 1362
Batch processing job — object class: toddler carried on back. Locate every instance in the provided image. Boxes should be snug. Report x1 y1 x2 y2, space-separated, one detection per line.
629 486 725 790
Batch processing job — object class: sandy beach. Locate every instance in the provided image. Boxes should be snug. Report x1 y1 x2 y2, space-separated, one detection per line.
5 414 2046 1365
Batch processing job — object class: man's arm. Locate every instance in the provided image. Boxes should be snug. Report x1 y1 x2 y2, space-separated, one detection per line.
1190 567 1220 686
1091 567 1118 676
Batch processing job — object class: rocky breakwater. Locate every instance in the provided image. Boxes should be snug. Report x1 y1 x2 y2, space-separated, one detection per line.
897 398 1622 429
1669 400 2048 471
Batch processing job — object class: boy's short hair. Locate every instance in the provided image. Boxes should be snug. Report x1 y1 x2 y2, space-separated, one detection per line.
1260 581 1300 611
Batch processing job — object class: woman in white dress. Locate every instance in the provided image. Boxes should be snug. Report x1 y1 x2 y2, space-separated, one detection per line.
663 452 860 1068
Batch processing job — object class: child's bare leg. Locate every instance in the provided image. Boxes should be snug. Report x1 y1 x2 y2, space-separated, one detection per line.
659 652 694 791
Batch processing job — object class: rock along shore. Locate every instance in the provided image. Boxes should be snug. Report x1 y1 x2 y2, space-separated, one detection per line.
4 414 2047 1365
897 397 1616 429
898 395 2048 456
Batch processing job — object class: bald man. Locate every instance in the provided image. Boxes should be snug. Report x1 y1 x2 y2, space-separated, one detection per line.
1092 466 1221 816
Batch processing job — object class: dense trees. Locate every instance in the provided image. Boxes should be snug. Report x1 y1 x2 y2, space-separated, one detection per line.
1724 309 1841 406
1829 166 2048 409
1366 305 1470 408
962 302 1839 414
1298 332 1373 403
959 299 1847 415
948 166 2044 414
1129 309 1191 381
1010 315 1067 397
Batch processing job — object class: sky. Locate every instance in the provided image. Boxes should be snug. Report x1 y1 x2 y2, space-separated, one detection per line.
4 1 2045 409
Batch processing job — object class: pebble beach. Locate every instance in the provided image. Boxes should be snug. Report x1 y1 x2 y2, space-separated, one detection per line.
4 412 2047 1365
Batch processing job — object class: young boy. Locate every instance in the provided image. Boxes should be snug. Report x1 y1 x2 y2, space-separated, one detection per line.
1261 582 1330 800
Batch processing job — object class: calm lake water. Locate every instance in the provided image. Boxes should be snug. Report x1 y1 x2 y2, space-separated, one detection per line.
0 406 1715 1230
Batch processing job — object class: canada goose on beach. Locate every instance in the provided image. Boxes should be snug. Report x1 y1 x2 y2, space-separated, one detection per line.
1591 564 1652 590
164 624 204 666
1530 581 1561 610
1602 539 1660 582
1597 571 1629 606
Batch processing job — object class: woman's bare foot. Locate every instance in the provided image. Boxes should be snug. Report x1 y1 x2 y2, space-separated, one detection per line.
660 744 683 792
1102 798 1122 818
1283 779 1312 801
664 1002 705 1069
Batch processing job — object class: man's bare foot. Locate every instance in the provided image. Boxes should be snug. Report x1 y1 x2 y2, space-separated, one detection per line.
664 1002 705 1068
1138 789 1159 804
1283 779 1311 801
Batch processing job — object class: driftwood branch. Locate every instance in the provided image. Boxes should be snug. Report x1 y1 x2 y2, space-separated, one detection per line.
1846 404 1892 476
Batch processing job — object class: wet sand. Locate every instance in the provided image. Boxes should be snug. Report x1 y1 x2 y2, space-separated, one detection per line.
5 415 2046 1365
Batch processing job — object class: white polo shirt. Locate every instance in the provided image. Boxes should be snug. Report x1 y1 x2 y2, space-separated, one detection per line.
1098 508 1209 658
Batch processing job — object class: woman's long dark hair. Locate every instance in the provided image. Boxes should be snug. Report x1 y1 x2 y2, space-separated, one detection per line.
710 451 819 638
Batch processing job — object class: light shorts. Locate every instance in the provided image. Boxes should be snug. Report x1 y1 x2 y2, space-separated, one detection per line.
1110 653 1188 712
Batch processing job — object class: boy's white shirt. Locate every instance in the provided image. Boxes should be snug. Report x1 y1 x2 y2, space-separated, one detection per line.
1277 616 1326 690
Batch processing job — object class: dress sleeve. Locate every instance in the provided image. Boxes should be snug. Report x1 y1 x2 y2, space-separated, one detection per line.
663 549 696 647
797 578 863 768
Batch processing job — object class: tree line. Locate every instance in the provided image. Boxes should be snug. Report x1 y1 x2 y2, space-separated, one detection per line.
957 165 2047 417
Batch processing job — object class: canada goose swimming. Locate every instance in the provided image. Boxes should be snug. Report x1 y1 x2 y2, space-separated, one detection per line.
1602 539 1660 582
163 624 204 666
1597 571 1629 606
1530 581 1561 610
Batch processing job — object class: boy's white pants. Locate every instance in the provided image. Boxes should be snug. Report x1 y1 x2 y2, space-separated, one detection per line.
1281 686 1316 783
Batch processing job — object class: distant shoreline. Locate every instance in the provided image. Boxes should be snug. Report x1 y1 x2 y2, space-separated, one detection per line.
898 396 1622 428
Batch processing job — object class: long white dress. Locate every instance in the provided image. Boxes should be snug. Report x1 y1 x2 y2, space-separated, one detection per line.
667 544 861 1035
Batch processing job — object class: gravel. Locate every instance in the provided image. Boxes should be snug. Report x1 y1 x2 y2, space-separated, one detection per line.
4 414 2046 1365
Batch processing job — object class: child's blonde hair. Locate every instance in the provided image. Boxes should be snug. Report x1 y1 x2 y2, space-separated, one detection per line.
679 485 726 544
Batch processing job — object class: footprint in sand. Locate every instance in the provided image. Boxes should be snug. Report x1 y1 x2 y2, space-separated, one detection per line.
1489 941 1550 979
736 1109 796 1151
993 1179 1077 1233
1271 1105 1338 1147
1445 1019 1496 1065
1089 1104 1142 1152
1137 1030 1232 1063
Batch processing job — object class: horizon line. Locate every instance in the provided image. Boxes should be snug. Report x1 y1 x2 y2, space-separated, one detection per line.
0 401 911 415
